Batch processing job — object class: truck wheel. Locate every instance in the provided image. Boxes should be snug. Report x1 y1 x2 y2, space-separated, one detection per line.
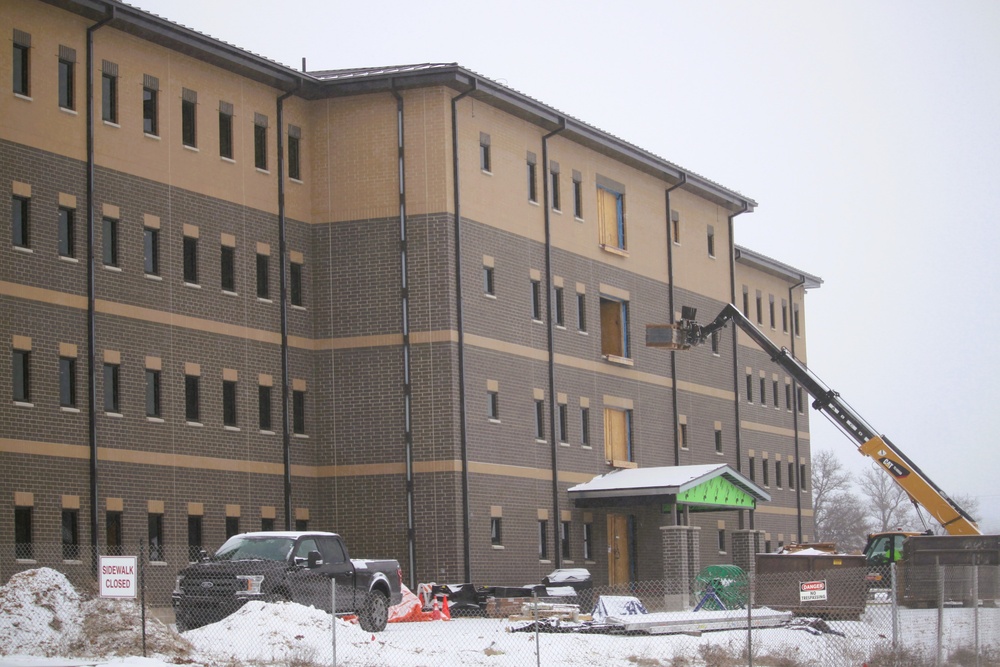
358 590 389 632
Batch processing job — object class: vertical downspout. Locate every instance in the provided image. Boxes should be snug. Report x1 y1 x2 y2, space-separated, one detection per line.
788 278 806 540
663 175 686 468
86 8 113 565
541 120 565 566
727 204 749 529
390 83 417 588
451 84 475 581
276 84 299 529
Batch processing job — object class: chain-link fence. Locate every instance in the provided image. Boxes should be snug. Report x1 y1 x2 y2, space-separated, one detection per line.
2 544 999 666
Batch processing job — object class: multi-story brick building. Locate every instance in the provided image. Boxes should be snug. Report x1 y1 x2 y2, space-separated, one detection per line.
2 0 821 592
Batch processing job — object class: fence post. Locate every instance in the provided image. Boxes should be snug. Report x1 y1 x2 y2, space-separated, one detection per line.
139 540 147 657
972 564 979 667
331 577 337 667
936 557 943 667
890 561 898 653
747 571 753 667
534 588 541 667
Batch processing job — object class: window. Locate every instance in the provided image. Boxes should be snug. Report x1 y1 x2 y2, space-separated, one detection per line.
534 399 545 440
775 461 782 488
487 390 499 420
742 287 749 317
226 516 239 539
59 357 76 408
788 462 796 490
12 196 29 248
671 211 681 243
762 460 770 486
554 286 565 326
102 217 118 267
223 379 237 427
759 377 767 407
756 291 763 325
101 61 117 123
793 304 801 336
146 369 161 418
711 330 721 355
219 102 234 159
221 245 235 292
748 456 756 483
580 407 590 446
577 293 587 332
745 372 753 403
144 227 159 275
490 517 502 546
254 114 268 170
288 126 302 180
293 389 306 434
530 279 542 321
538 519 548 559
261 517 275 531
679 422 688 449
561 521 571 559
782 301 789 333
718 529 726 553
769 296 776 329
479 133 491 172
181 89 197 148
527 155 537 202
185 374 200 422
797 387 805 414
558 403 568 443
573 172 583 219
258 385 272 431
13 30 30 96
103 362 120 413
58 47 75 110
58 207 74 258
715 428 723 454
597 185 625 250
106 511 123 554
15 506 32 560
290 261 303 306
187 515 202 561
13 349 30 402
604 407 633 464
707 225 715 257
62 509 79 560
256 253 269 298
800 464 808 491
785 383 792 411
483 264 494 296
183 236 198 284
550 165 561 211
599 297 629 358
295 519 308 531
148 513 164 561
142 76 158 136
582 522 593 560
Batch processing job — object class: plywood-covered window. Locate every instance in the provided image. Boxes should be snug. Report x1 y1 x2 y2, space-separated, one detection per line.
597 186 625 250
604 407 633 465
600 297 629 359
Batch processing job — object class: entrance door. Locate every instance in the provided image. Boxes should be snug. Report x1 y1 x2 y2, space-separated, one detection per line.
607 513 630 588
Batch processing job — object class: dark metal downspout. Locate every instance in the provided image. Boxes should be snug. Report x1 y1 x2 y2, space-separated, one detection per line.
663 175 686 468
390 83 417 588
86 7 114 566
451 84 476 581
276 84 299 530
726 203 749 528
541 120 565 566
788 277 806 540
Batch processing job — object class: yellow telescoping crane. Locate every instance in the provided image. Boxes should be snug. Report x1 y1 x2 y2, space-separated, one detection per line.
647 304 980 537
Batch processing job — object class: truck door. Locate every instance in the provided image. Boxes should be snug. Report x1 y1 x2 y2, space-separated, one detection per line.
318 536 355 614
286 537 328 609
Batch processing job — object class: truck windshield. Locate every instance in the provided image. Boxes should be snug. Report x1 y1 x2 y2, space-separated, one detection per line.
213 536 295 562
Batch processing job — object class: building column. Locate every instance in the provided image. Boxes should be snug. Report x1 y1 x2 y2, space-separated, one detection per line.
731 529 765 578
661 525 700 610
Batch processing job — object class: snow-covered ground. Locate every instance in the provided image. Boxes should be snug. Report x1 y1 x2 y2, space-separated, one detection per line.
2 568 997 667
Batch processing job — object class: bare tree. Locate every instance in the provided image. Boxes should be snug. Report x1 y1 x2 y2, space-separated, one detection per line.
811 449 851 531
858 466 917 532
818 492 873 553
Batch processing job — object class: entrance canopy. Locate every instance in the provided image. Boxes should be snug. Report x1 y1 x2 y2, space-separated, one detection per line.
567 463 769 511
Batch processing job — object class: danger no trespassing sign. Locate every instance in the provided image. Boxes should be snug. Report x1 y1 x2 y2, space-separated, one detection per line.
99 555 137 598
799 580 828 602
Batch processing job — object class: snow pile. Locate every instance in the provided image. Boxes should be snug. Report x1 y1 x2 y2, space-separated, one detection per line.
0 568 83 656
0 568 191 660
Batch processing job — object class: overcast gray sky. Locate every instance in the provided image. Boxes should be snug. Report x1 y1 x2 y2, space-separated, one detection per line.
132 0 1000 532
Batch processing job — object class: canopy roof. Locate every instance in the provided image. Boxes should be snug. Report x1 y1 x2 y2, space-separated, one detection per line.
567 464 770 511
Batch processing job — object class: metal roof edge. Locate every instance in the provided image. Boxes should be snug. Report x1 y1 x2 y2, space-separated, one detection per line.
735 245 823 290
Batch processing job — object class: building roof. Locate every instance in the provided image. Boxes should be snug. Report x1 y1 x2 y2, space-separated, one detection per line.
44 0 757 214
735 245 823 290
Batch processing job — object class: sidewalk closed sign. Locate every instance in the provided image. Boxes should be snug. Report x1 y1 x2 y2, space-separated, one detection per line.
799 580 827 602
99 555 137 598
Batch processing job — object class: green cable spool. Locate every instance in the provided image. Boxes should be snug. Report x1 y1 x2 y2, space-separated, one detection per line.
693 564 749 610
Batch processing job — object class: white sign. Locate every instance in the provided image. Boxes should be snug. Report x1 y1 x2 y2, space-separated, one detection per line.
799 579 827 602
99 556 137 598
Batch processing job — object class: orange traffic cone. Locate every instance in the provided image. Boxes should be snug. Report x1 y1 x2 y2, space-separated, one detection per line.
440 594 451 621
431 597 441 621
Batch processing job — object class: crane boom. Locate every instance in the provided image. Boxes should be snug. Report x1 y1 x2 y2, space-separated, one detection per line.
647 304 980 536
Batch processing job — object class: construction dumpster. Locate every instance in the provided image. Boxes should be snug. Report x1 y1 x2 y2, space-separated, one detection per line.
897 534 1000 607
755 552 867 619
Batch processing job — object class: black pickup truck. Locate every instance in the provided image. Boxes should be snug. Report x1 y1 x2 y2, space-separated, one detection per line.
172 531 402 632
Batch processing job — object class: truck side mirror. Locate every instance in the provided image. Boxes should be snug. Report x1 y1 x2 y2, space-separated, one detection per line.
307 550 324 568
